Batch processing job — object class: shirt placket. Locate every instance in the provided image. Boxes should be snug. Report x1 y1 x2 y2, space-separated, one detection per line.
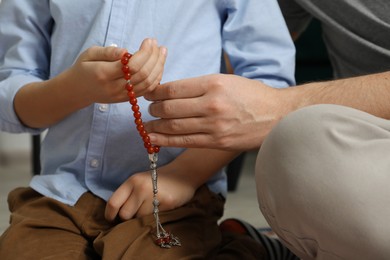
84 0 128 189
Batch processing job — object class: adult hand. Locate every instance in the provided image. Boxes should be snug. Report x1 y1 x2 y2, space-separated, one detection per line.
145 74 291 151
105 167 196 221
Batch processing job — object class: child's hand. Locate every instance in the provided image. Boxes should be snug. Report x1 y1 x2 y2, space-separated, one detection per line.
128 38 168 97
65 38 167 106
104 167 196 221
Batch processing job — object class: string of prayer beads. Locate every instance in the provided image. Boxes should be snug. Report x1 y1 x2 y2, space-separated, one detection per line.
121 52 181 248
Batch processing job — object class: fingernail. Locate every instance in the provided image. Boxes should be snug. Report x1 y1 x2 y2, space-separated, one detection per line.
161 47 167 56
145 38 152 45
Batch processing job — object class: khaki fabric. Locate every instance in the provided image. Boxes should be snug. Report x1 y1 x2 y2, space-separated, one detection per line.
0 185 266 260
257 104 390 260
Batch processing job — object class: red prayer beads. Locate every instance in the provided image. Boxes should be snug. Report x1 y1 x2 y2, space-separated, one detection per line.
121 52 160 154
121 52 181 249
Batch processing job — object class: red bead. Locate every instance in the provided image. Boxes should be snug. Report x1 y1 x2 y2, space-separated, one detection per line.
147 146 155 154
133 111 142 119
124 73 131 80
139 130 148 137
129 98 137 105
143 136 150 143
136 124 144 131
121 52 161 154
163 236 171 243
127 91 135 98
155 238 164 246
125 83 133 91
124 52 132 59
121 56 129 65
122 65 130 73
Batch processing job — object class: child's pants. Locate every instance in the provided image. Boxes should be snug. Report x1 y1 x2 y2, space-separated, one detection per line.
0 185 267 259
256 104 390 260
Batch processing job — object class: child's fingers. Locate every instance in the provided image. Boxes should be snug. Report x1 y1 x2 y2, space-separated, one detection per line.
128 38 156 76
130 40 160 82
105 183 134 221
80 45 127 62
134 48 167 96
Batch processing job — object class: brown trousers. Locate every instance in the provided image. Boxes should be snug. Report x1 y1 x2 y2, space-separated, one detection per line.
0 186 266 259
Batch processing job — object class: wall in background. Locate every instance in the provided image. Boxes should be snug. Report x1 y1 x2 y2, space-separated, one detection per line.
0 133 30 153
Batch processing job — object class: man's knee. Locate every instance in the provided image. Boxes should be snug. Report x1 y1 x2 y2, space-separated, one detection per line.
255 104 390 259
256 104 336 177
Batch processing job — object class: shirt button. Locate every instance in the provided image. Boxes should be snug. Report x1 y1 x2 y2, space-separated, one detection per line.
90 159 99 168
99 104 108 112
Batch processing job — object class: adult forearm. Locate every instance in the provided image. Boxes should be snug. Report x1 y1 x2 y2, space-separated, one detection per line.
290 71 390 119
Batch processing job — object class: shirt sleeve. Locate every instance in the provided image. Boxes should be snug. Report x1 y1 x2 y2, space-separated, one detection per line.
0 0 52 133
278 0 313 36
221 0 296 88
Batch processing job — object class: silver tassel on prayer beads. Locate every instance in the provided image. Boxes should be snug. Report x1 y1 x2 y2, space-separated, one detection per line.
148 153 181 248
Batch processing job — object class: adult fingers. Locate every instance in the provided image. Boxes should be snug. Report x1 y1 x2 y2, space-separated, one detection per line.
145 117 211 135
147 132 215 148
144 76 208 101
148 98 206 119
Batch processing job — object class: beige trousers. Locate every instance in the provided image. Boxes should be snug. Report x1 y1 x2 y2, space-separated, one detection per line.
256 104 390 260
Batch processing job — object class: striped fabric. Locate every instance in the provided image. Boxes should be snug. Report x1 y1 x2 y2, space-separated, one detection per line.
219 218 299 260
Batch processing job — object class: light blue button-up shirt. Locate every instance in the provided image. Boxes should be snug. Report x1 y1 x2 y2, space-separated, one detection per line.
0 0 295 206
